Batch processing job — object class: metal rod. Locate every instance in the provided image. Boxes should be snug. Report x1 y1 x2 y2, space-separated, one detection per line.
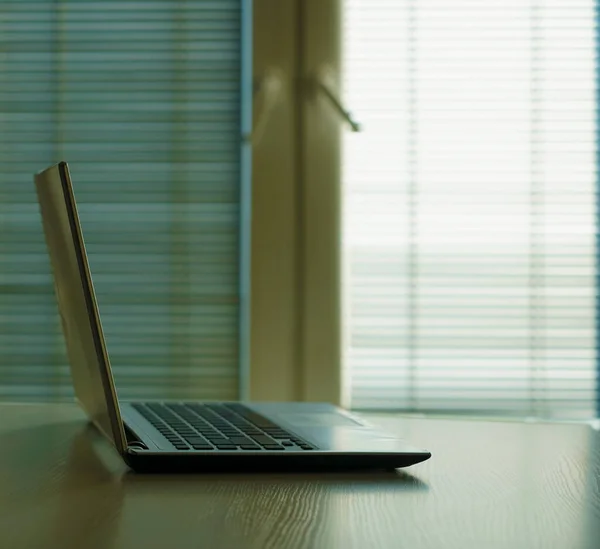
317 80 361 132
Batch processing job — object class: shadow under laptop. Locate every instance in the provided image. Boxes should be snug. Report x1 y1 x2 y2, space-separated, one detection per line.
122 467 429 493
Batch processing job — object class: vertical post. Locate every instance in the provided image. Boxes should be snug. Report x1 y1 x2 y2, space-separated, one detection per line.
299 0 343 404
238 0 253 400
250 0 302 402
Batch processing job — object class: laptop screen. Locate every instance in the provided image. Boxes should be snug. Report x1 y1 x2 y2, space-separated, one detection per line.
34 162 127 453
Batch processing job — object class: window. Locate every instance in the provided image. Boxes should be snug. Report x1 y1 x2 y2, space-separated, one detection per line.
343 0 598 418
0 0 250 401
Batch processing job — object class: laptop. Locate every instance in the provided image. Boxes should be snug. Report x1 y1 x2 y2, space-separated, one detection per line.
34 161 431 472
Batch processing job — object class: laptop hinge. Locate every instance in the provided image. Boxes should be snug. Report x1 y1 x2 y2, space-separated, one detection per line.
123 424 148 450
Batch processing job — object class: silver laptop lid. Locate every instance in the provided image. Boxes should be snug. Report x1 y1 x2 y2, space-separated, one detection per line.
34 162 127 454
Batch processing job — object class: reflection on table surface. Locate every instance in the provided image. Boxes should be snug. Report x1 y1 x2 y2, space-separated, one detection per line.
0 403 598 549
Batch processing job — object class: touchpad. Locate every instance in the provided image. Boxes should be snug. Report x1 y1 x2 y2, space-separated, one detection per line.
276 412 364 427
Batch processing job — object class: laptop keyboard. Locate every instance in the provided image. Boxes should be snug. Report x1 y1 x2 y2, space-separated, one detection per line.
132 402 317 451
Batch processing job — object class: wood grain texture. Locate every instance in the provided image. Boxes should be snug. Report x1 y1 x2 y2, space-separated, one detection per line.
0 404 598 549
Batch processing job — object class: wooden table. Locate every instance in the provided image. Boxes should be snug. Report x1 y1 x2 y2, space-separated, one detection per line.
0 403 598 549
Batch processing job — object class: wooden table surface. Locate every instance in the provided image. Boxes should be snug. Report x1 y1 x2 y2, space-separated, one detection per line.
0 403 598 549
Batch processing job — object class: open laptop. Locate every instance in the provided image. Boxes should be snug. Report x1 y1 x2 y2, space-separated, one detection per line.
34 161 431 472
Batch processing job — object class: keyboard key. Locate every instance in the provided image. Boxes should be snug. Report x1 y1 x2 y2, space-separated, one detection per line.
281 440 294 447
215 444 237 450
249 434 276 446
191 444 214 450
183 436 209 446
240 444 261 450
205 438 229 445
204 433 227 439
227 436 253 445
263 444 285 450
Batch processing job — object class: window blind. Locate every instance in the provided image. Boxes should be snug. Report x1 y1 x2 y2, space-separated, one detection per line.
0 0 247 401
343 0 598 418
